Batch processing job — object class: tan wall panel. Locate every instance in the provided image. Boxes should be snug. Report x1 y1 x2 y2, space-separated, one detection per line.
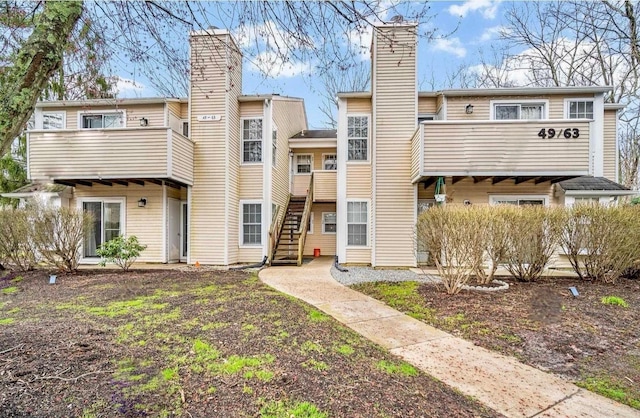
293 174 311 196
603 109 617 181
240 101 264 118
170 130 194 184
418 97 437 114
346 248 371 264
346 164 372 198
239 165 263 199
238 247 262 263
347 98 372 114
72 184 164 262
422 121 591 174
303 203 336 256
226 63 242 264
313 171 336 201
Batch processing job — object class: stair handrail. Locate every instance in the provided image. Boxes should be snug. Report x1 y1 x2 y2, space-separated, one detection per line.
297 173 314 266
268 194 290 265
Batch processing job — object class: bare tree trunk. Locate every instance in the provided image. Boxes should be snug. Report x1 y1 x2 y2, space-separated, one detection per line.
0 1 83 156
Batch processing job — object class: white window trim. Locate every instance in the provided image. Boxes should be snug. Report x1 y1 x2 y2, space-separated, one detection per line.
77 197 126 264
322 212 337 235
346 199 370 248
294 153 314 175
77 109 127 129
322 153 337 171
42 111 66 130
489 99 549 120
489 195 549 206
346 114 371 163
240 117 264 165
181 119 190 137
564 98 595 120
239 199 263 248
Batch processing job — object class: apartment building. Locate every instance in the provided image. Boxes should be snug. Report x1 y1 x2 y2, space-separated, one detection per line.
9 24 632 268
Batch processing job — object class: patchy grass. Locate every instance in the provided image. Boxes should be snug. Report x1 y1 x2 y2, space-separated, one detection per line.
352 281 436 321
601 296 629 308
0 269 497 417
578 377 640 409
376 360 418 377
1 286 19 295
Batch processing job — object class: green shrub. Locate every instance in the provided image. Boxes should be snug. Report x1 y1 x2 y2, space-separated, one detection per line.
474 206 511 285
502 206 564 282
97 235 147 271
601 296 628 307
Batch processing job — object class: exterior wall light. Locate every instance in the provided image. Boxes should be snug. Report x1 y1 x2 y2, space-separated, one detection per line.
139 117 149 126
138 198 147 207
465 104 474 114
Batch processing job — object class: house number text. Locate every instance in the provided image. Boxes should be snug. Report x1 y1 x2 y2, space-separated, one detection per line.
537 128 580 139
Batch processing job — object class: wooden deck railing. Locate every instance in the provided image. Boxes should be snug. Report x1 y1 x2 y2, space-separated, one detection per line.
297 173 314 266
267 194 289 265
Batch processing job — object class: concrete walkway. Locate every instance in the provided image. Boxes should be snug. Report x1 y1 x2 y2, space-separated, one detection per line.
259 257 639 418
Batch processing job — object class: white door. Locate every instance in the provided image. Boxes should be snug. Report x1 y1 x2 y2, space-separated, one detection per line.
167 198 181 262
180 202 188 262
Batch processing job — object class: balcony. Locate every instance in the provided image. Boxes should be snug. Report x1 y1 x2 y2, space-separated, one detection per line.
292 170 336 201
28 127 193 187
411 119 592 184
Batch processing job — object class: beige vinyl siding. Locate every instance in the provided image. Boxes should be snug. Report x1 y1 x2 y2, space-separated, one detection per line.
271 98 307 213
170 130 194 184
372 25 417 267
293 174 312 196
239 165 263 199
345 248 371 264
189 32 241 265
436 95 444 115
302 203 336 256
180 103 189 119
347 98 372 113
346 164 372 198
72 184 164 262
445 94 594 121
291 147 331 197
421 120 591 175
226 59 242 264
167 101 182 133
28 128 193 181
410 128 421 181
313 171 336 201
603 109 617 181
238 100 264 203
418 97 437 114
240 101 264 117
418 177 558 205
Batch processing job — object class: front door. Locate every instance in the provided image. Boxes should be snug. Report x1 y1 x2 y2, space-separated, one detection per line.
83 200 123 258
167 198 181 262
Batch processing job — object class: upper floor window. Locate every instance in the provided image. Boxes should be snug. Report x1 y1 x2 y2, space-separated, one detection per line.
323 154 337 170
81 112 124 129
295 154 312 174
43 112 65 129
182 121 189 137
242 118 263 163
567 100 594 119
272 126 278 166
418 115 435 123
493 103 545 120
347 116 368 161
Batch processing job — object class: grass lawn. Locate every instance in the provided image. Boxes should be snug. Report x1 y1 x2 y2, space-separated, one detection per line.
353 277 640 410
0 269 498 417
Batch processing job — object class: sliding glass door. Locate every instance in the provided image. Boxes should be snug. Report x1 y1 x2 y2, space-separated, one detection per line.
82 200 123 257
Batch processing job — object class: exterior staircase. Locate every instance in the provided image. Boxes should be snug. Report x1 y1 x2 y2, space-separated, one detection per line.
271 197 307 265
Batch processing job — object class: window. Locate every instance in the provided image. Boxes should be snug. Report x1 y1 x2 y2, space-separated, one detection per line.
347 201 368 246
242 203 262 245
322 212 336 234
295 154 312 174
182 121 189 137
82 200 123 257
81 112 124 129
43 112 65 129
272 126 278 165
494 103 545 120
347 116 368 161
567 100 594 119
418 115 435 123
323 154 337 170
242 118 263 163
490 196 546 206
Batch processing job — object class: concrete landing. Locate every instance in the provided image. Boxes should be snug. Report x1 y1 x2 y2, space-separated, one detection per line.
259 257 639 418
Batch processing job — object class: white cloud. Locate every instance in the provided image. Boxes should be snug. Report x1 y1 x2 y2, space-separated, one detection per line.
448 0 502 19
479 25 508 42
112 76 145 97
432 38 467 58
347 26 373 61
250 51 312 78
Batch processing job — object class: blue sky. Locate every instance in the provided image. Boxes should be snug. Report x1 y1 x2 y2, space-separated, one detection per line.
116 1 510 129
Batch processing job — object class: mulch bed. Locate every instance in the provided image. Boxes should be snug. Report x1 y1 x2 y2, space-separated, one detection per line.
0 269 499 417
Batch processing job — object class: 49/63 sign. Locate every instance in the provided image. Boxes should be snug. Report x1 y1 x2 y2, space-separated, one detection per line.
537 128 580 139
197 115 221 122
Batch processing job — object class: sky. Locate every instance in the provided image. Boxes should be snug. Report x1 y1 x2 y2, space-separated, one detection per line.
115 0 511 129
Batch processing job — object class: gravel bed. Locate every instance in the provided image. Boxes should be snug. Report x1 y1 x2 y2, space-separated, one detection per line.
330 265 440 286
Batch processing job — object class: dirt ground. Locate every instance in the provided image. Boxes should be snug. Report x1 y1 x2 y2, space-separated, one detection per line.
0 269 498 417
354 276 640 410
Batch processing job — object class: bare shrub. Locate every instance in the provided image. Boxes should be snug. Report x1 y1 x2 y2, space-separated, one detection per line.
474 206 511 285
561 204 638 283
416 206 486 294
502 206 564 282
31 204 92 273
0 207 38 271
